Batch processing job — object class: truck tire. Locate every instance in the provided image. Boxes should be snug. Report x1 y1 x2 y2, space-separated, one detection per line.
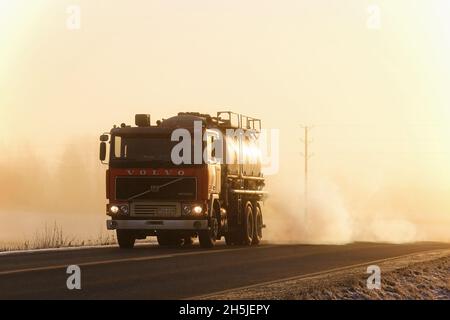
116 230 136 249
199 217 218 248
157 232 183 247
241 201 255 246
252 203 263 245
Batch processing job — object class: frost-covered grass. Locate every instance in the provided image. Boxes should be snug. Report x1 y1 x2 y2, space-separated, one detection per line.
313 256 449 299
0 222 116 252
206 250 450 300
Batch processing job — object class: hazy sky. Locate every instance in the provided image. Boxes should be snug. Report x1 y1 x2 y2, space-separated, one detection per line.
1 0 446 177
1 0 450 241
2 0 450 140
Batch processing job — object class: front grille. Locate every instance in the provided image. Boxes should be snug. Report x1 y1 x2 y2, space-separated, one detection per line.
131 202 180 217
115 177 196 201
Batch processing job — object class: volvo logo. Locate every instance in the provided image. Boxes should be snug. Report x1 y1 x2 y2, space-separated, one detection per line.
126 169 185 176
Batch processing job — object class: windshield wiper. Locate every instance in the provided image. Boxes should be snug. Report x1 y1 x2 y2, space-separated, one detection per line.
126 177 185 201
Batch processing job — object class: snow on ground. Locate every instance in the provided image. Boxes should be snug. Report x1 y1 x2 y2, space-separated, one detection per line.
204 249 450 300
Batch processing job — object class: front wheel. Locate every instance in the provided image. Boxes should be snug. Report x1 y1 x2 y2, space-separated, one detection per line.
199 218 218 248
116 230 136 249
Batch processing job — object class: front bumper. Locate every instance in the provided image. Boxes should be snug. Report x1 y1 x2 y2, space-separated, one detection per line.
106 219 208 231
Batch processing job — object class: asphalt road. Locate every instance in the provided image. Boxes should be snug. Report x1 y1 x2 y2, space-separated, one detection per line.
0 241 448 299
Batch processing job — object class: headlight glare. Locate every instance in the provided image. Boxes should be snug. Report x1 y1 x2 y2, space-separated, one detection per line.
192 205 203 214
181 203 204 215
109 205 119 214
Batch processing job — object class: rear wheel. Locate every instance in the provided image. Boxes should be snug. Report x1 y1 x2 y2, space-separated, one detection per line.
252 203 263 245
116 230 136 249
241 202 254 246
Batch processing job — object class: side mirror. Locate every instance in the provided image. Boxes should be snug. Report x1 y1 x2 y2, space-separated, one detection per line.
99 142 107 161
100 134 109 142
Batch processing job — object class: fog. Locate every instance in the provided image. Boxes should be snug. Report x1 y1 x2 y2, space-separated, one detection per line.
264 143 450 244
1 130 449 245
1 1 450 245
0 137 106 244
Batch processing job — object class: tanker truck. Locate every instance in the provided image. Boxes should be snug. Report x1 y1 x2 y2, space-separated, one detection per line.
99 111 266 248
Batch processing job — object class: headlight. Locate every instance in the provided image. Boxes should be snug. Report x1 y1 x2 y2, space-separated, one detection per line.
181 203 204 216
109 205 119 214
192 205 203 214
109 204 129 215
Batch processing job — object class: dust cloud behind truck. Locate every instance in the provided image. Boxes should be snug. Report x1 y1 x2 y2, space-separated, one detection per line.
99 111 267 248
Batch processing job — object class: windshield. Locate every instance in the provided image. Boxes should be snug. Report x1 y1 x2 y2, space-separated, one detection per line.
111 135 200 166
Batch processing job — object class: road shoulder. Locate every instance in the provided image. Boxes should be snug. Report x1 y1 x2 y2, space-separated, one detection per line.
201 249 450 300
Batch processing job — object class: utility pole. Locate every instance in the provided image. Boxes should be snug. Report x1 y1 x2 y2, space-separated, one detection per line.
300 125 313 217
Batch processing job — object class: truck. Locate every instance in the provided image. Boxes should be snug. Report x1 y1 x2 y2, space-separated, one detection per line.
99 111 266 248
